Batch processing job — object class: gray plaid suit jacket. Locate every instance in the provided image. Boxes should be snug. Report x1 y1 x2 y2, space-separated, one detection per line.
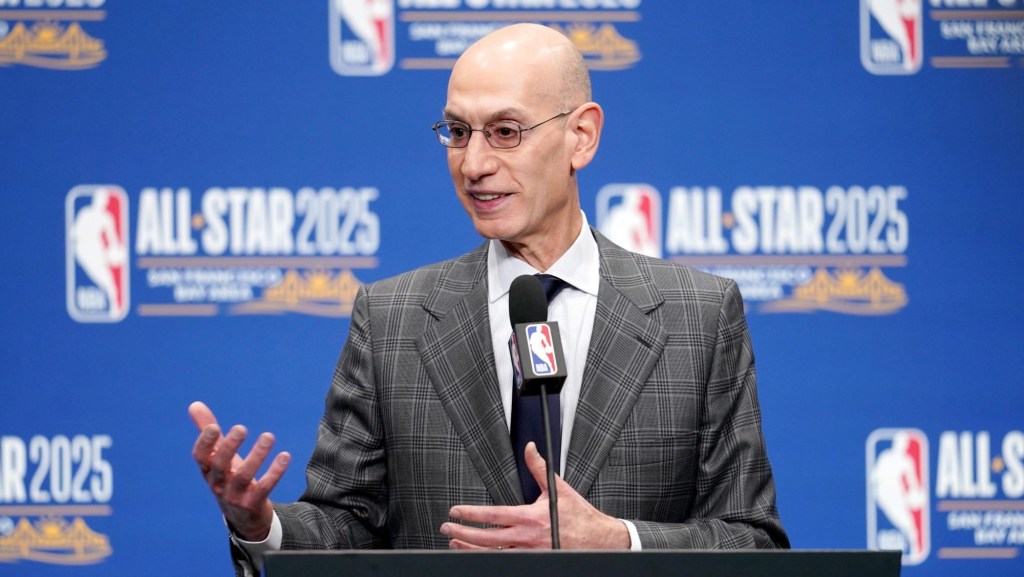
240 228 787 570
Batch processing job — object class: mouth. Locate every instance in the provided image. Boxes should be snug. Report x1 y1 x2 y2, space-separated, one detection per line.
467 189 512 203
471 192 506 201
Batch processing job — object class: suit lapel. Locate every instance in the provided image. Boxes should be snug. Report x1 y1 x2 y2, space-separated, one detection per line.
564 233 667 497
415 245 522 506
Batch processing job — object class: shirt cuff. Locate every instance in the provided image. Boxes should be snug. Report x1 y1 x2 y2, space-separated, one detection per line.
619 519 642 550
228 511 283 573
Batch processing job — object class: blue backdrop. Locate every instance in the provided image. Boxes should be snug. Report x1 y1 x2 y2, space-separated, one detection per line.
2 1 1022 575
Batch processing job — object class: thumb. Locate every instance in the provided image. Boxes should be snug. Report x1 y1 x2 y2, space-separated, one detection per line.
525 441 556 494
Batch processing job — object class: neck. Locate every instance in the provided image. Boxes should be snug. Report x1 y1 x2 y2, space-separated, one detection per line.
500 211 583 272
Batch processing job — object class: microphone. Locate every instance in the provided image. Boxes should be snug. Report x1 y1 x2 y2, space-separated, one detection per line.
508 274 564 549
509 275 567 396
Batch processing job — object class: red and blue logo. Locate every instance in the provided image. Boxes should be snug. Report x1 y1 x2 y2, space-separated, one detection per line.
867 428 930 565
526 324 557 376
65 185 130 323
596 183 662 258
861 0 923 75
329 0 396 76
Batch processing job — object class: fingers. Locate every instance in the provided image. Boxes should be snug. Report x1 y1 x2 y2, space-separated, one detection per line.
192 421 220 469
231 433 290 493
442 501 552 550
443 440 581 551
229 431 270 488
448 538 517 551
190 401 228 476
188 402 288 541
253 451 291 499
441 518 520 549
448 539 487 550
448 504 526 527
188 400 218 431
209 425 248 485
189 402 287 496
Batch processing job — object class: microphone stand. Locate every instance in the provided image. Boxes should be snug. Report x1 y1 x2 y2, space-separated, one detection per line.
538 384 560 549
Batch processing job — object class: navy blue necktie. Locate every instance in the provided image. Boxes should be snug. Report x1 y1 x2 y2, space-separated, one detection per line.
510 274 568 503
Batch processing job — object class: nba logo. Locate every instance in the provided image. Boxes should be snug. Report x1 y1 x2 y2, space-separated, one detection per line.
526 324 557 376
66 185 130 323
329 0 395 76
861 0 923 75
596 184 662 259
866 428 930 565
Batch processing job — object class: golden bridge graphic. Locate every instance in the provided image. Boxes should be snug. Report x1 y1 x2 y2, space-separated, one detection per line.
0 516 111 564
232 269 363 317
761 267 908 315
550 22 641 70
0 20 106 70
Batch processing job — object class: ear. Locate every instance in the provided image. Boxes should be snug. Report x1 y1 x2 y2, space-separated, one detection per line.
569 102 603 171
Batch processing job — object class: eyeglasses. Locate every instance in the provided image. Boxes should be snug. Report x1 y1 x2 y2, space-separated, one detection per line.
432 111 570 149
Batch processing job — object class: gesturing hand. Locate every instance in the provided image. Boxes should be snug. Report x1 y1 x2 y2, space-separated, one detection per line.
441 442 630 550
189 401 291 541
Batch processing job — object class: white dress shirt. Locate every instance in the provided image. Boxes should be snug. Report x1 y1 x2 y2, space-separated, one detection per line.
485 214 600 473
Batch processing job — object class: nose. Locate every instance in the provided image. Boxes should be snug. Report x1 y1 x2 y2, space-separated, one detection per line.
458 131 499 182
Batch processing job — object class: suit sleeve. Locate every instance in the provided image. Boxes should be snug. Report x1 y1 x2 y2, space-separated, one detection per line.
276 284 390 549
227 285 388 576
632 280 789 549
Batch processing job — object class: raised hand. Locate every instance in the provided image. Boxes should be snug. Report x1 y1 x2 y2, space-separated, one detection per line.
189 401 291 541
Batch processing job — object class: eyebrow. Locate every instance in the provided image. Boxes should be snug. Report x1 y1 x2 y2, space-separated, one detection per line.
442 106 529 123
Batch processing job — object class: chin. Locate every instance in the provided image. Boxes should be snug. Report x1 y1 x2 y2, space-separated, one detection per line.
469 216 514 241
472 225 505 241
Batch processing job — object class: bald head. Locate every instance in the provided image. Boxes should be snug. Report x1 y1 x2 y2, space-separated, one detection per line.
450 23 591 113
441 24 604 269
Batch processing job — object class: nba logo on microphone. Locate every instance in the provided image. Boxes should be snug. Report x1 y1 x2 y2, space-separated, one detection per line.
861 0 923 75
66 185 130 323
526 324 557 376
329 0 395 76
866 428 930 565
596 184 662 258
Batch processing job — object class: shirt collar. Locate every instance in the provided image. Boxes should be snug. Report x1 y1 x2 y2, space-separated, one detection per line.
487 211 600 304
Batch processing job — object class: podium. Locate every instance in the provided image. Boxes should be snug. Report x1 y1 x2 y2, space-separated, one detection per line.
264 550 901 577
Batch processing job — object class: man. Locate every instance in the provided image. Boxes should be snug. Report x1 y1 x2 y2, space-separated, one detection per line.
191 23 788 576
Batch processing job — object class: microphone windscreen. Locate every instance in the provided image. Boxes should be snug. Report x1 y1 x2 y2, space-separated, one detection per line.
509 275 547 325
